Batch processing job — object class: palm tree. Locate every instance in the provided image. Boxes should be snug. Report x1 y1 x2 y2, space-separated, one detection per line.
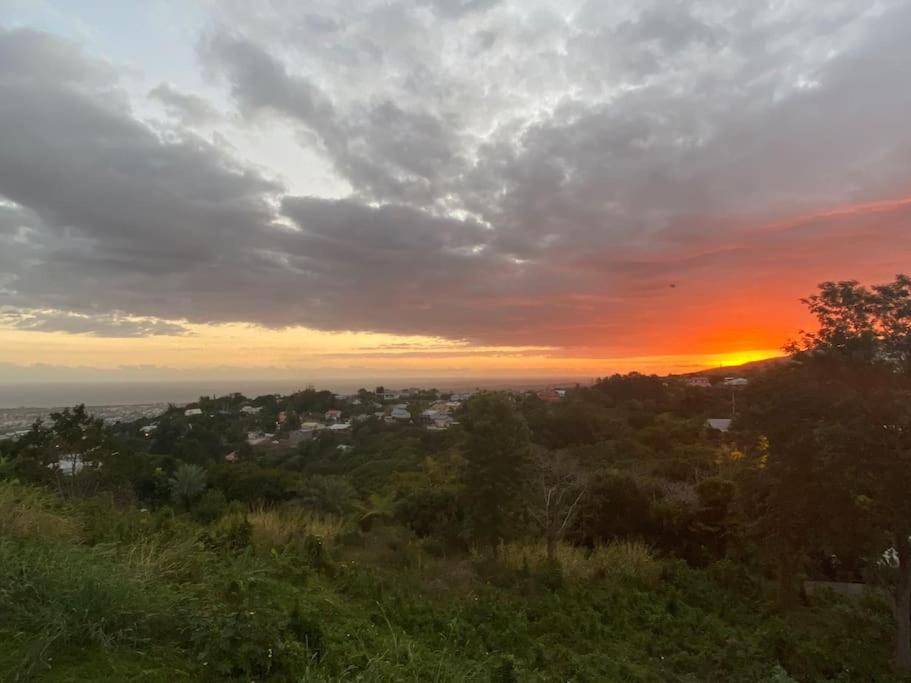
295 475 356 516
169 463 207 510
358 493 396 531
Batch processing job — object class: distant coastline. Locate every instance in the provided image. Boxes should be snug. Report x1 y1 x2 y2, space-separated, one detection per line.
0 377 594 410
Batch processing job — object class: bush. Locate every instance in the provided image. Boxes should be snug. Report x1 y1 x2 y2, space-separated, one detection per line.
190 607 309 680
193 488 227 524
205 513 253 551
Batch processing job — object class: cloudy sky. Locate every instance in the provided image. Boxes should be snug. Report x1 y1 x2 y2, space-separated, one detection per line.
1 0 909 383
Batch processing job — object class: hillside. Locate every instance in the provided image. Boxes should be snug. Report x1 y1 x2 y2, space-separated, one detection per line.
0 378 903 681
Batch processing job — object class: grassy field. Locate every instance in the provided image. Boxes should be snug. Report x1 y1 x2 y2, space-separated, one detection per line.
0 479 900 682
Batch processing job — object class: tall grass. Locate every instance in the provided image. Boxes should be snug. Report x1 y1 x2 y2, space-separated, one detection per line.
494 540 661 586
0 480 79 542
99 533 212 583
0 538 185 678
248 506 343 550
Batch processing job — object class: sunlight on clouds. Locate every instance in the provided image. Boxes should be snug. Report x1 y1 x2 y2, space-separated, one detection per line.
0 315 784 378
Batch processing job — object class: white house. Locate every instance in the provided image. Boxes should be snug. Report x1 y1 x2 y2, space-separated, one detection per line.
50 454 87 476
706 418 732 432
723 377 749 387
240 405 263 415
390 407 411 422
184 408 202 417
686 376 711 388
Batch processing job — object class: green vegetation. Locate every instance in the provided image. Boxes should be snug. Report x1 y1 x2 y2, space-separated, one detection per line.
2 276 911 681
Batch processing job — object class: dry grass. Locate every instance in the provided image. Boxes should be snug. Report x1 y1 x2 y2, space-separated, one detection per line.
111 534 211 582
495 539 661 586
0 480 80 542
248 506 343 549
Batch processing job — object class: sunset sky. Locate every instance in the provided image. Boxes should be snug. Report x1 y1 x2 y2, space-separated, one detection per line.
1 0 910 384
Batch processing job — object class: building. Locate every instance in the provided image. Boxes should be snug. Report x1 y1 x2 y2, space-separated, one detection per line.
686 376 711 388
389 407 411 422
325 409 343 422
723 377 749 387
224 451 239 463
427 414 455 431
139 424 157 437
536 388 560 402
240 405 263 415
328 422 352 432
706 418 732 433
51 455 86 476
184 408 202 417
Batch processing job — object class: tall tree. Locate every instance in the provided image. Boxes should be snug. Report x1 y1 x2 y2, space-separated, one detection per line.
461 392 532 550
787 275 911 670
736 363 850 607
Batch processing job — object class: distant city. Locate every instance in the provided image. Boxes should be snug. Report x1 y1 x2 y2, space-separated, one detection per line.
0 377 596 438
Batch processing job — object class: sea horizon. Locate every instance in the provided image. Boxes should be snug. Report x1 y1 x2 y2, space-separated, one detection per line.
0 376 596 410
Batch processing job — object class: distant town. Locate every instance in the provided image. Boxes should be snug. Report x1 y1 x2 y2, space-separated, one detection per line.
0 371 753 450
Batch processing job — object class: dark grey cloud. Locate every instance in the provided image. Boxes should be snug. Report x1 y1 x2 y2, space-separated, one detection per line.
1 2 911 353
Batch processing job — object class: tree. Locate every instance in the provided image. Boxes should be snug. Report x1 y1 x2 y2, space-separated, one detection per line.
782 275 911 670
40 405 115 498
461 393 532 550
575 471 655 546
526 450 587 563
294 474 357 516
736 363 850 607
169 463 207 510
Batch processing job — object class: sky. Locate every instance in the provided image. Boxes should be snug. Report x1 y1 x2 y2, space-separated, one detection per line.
1 0 910 385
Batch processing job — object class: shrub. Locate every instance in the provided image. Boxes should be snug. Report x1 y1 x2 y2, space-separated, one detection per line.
193 488 228 524
190 607 309 680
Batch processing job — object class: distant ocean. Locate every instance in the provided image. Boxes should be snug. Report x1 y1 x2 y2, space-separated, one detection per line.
0 377 592 409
